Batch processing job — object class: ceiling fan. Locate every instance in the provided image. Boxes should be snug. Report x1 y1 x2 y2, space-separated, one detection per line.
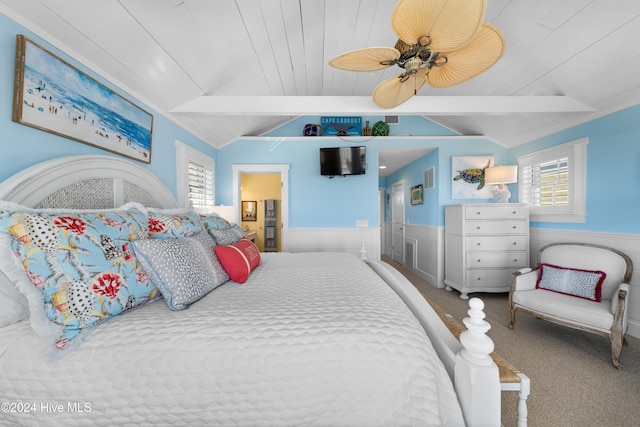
329 0 505 109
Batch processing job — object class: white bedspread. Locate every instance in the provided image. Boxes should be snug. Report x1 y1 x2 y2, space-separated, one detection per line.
0 252 464 426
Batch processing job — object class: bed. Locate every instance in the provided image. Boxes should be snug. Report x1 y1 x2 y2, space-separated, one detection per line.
0 155 501 426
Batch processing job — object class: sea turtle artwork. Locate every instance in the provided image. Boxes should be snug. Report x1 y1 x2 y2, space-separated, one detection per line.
453 159 491 190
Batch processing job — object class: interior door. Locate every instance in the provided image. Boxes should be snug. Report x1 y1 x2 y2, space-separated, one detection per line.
391 181 405 263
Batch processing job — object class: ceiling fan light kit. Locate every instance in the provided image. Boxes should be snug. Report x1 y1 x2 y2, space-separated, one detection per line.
329 0 505 108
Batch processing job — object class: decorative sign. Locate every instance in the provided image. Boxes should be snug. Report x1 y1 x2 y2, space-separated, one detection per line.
320 116 362 136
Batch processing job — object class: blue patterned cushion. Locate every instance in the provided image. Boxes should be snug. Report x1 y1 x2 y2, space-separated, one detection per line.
133 232 228 310
536 263 606 302
147 208 205 239
0 201 158 356
200 213 231 232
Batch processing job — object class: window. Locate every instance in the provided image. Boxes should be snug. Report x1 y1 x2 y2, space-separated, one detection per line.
518 137 587 223
176 141 215 209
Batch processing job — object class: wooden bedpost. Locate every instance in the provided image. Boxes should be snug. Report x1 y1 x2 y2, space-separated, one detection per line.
454 297 501 427
359 239 368 260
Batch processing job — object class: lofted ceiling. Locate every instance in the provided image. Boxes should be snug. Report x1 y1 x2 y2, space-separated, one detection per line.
2 0 640 164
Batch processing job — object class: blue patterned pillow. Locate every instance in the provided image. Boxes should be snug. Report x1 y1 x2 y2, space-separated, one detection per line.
147 208 205 239
200 212 231 232
0 201 158 356
133 232 228 310
536 263 606 302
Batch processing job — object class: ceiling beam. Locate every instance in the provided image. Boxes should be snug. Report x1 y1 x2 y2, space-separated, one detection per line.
169 96 595 116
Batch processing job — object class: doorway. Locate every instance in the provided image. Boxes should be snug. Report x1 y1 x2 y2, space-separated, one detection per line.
232 164 289 250
391 180 405 263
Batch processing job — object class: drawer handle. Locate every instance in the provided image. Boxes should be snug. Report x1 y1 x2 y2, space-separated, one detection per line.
477 243 481 246
513 259 519 262
512 211 517 214
476 226 481 230
477 259 482 262
513 242 517 245
512 226 517 229
476 211 481 215
477 277 482 281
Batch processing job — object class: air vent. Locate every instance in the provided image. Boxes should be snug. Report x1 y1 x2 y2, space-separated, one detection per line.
384 115 399 125
424 167 435 190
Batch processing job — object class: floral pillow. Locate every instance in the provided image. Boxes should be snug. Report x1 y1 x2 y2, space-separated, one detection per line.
147 208 205 239
0 201 158 356
200 212 232 232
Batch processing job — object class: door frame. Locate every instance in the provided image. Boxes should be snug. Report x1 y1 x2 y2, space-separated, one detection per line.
232 164 290 249
391 179 405 263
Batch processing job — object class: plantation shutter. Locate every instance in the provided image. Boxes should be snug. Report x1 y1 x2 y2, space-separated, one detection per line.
188 160 214 208
521 157 569 207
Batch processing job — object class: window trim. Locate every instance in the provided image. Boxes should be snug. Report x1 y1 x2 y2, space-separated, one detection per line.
175 140 215 209
518 137 587 223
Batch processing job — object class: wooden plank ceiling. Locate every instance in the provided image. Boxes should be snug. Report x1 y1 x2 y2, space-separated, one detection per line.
1 0 639 157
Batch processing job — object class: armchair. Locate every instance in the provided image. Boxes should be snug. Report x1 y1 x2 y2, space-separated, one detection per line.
509 243 633 369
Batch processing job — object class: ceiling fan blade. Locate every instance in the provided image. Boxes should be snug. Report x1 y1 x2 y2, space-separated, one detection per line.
392 0 486 52
373 68 427 109
329 47 400 72
427 23 505 88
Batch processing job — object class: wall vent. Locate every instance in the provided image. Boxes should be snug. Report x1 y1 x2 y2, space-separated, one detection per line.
384 115 399 125
424 167 435 190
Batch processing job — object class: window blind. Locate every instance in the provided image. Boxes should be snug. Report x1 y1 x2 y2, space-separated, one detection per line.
521 157 569 207
188 160 214 208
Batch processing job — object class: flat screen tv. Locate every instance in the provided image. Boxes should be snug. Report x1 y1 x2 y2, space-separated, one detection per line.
320 146 366 177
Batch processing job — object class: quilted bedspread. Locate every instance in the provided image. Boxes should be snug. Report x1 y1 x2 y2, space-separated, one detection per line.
0 252 464 426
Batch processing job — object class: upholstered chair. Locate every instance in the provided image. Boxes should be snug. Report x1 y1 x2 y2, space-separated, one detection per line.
509 243 633 369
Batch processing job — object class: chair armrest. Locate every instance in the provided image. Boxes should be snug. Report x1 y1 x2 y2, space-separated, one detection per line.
611 283 630 321
512 268 538 292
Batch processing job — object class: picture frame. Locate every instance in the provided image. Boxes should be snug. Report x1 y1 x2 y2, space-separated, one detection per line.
12 35 153 163
242 201 257 221
410 184 423 205
451 156 495 199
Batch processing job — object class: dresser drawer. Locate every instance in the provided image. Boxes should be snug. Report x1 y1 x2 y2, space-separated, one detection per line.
466 235 529 251
465 220 528 235
464 205 528 220
466 251 528 268
465 269 516 289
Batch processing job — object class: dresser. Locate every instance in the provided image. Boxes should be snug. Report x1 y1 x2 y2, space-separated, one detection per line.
444 204 530 299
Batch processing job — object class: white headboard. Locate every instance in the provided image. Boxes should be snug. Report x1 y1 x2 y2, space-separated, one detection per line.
0 155 178 209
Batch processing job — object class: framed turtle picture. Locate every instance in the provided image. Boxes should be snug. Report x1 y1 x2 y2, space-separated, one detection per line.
451 156 495 199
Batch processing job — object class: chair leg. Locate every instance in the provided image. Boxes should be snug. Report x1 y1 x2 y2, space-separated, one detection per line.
508 305 516 329
611 331 623 369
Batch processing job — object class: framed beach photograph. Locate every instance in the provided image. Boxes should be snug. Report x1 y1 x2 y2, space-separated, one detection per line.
12 35 153 163
410 184 423 205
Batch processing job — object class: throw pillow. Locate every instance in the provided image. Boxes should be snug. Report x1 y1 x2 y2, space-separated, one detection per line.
0 268 29 327
0 201 158 355
200 212 232 232
536 263 606 302
133 233 227 310
210 224 246 246
147 208 205 239
214 237 261 284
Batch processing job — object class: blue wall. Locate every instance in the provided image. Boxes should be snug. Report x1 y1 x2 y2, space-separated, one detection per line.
2 11 639 236
0 12 216 197
508 104 640 234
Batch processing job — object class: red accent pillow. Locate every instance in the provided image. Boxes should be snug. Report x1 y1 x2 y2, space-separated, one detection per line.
536 263 606 302
214 237 261 283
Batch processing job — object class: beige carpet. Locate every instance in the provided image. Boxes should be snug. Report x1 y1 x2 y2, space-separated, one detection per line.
382 257 640 427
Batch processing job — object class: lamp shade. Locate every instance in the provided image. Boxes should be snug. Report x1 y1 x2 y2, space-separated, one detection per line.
484 165 517 185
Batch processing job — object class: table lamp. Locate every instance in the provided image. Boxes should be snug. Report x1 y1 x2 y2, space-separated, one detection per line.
484 165 518 203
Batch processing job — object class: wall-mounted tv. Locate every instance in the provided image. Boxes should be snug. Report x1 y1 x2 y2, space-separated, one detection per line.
320 146 366 177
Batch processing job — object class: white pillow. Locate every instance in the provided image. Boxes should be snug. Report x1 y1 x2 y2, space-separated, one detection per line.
0 269 29 327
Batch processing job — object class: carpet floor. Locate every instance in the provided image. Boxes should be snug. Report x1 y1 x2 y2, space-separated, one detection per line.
382 257 640 427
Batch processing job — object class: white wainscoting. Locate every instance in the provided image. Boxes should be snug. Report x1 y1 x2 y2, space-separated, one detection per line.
530 228 640 339
284 227 381 260
383 222 444 289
